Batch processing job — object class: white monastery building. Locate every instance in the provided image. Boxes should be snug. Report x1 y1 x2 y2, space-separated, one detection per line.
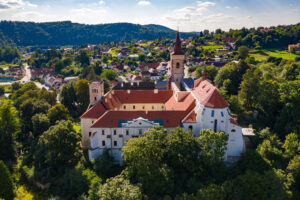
81 32 250 163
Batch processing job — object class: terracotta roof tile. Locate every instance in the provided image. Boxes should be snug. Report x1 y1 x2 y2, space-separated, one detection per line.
182 110 197 123
192 80 229 108
91 110 190 128
113 90 173 104
80 101 106 119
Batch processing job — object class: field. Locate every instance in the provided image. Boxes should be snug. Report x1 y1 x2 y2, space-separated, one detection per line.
250 50 299 61
201 45 223 50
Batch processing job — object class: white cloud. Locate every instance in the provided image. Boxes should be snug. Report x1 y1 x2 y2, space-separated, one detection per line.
225 6 231 9
138 1 151 6
0 0 37 9
197 1 216 7
99 0 105 5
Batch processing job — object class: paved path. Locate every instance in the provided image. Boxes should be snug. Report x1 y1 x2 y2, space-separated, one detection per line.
0 64 49 90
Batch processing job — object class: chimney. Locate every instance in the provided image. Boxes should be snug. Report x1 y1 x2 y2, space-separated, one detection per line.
202 65 207 80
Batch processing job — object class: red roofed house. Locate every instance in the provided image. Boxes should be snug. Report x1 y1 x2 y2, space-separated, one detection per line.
81 32 247 163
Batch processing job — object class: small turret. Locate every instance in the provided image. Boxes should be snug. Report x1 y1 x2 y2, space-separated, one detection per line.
89 81 104 106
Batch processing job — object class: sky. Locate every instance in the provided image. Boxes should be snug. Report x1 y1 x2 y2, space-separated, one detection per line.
0 0 299 32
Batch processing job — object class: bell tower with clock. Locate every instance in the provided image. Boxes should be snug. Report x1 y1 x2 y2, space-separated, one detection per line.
171 31 185 89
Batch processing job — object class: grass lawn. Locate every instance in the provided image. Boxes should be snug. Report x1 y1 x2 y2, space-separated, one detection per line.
250 50 299 61
202 45 223 50
73 123 81 132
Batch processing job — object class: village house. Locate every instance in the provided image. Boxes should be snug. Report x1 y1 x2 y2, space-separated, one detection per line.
288 43 300 52
81 32 252 164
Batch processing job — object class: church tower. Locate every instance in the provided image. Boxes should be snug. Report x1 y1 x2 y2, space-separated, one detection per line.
89 81 104 106
171 31 185 88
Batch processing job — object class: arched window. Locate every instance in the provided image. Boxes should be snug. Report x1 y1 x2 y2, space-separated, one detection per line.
176 62 180 68
188 125 193 131
214 119 218 132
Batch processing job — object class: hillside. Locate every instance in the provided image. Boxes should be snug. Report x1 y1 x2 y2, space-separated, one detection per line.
0 21 193 47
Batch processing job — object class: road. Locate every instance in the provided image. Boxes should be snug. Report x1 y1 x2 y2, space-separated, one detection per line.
0 64 49 90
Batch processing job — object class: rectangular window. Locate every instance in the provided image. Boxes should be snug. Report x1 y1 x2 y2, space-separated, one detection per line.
126 130 129 135
114 130 117 135
211 110 215 117
102 141 105 146
227 109 230 115
123 105 126 109
102 130 105 135
139 129 143 135
221 112 224 117
114 141 117 146
89 132 91 137
133 105 135 109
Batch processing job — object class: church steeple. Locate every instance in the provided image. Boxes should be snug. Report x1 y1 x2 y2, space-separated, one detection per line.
173 31 184 55
170 31 185 89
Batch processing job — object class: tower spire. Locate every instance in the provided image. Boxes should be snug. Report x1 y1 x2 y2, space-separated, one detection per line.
173 31 184 55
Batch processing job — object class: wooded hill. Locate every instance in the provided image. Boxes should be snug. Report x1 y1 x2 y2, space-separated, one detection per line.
0 21 193 47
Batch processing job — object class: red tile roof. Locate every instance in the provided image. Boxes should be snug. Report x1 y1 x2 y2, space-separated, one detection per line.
81 101 106 119
91 110 190 128
192 80 229 108
182 110 197 123
165 93 195 111
230 118 240 126
113 90 173 104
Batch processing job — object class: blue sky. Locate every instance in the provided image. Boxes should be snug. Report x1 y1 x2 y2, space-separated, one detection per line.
0 0 299 31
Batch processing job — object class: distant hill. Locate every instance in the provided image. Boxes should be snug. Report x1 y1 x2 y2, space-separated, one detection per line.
0 21 194 47
144 24 176 32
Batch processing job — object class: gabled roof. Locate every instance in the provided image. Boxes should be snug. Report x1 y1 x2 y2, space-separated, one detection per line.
80 101 106 119
192 79 229 108
182 110 196 123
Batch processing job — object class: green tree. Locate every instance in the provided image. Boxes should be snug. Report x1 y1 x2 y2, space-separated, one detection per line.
214 62 241 95
47 104 69 125
31 113 50 138
0 87 4 96
199 129 228 165
0 100 20 164
101 69 118 81
76 50 90 66
60 81 77 114
34 120 81 182
94 149 121 181
75 79 90 114
0 161 14 200
283 133 300 159
287 155 300 197
97 175 142 200
195 66 218 80
56 167 100 199
238 46 249 59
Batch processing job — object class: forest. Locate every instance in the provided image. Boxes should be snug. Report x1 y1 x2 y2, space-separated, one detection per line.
0 21 193 46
